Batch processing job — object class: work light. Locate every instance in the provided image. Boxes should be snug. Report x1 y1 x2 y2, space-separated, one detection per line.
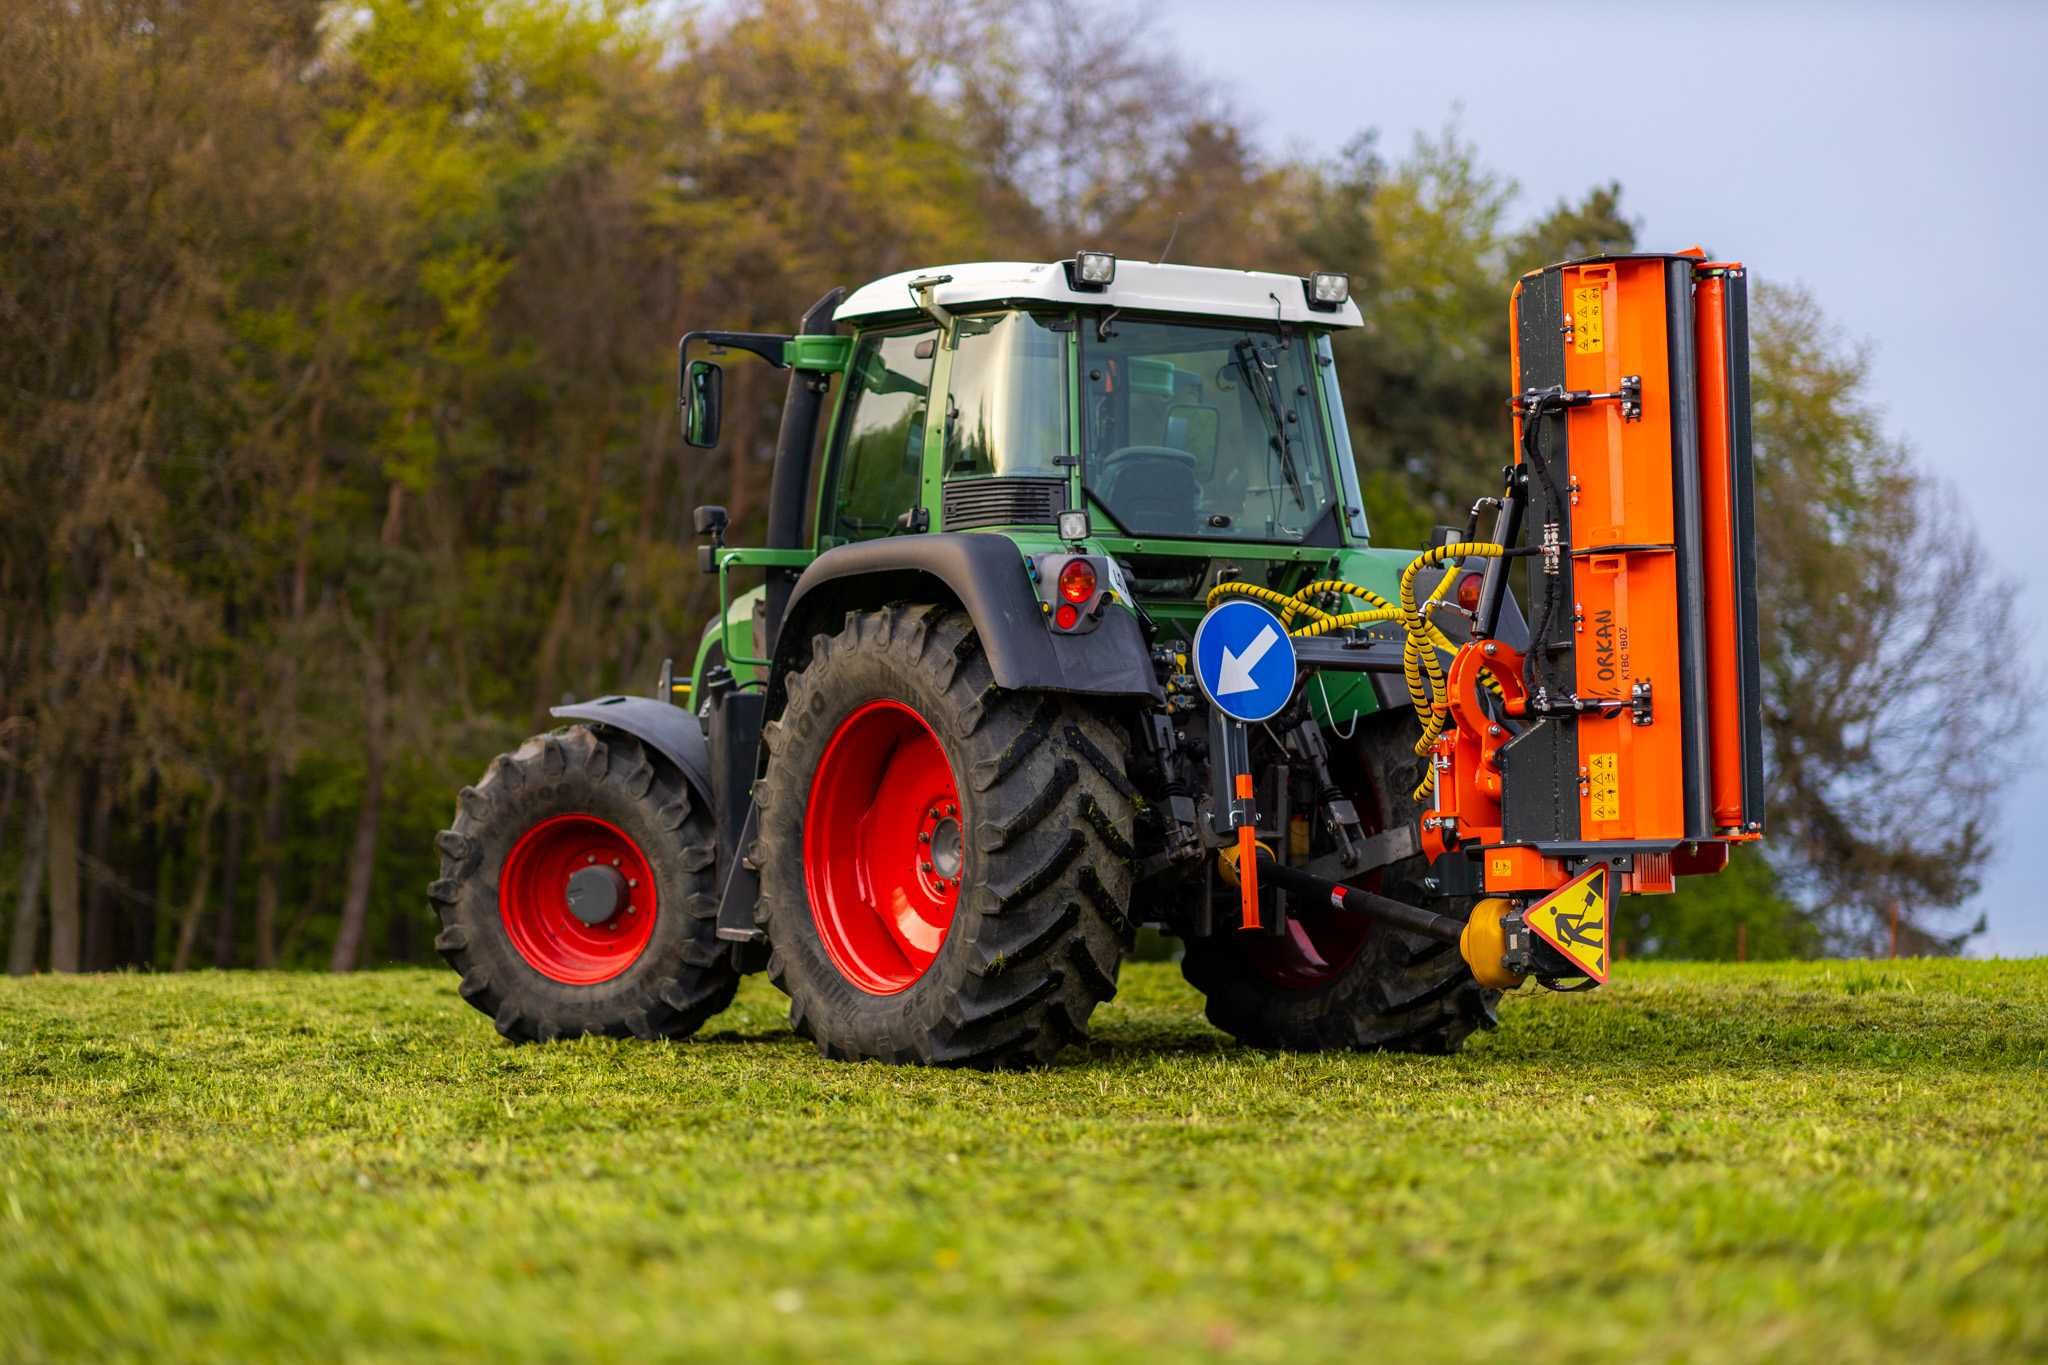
1074 251 1117 288
1057 509 1090 541
1308 271 1350 307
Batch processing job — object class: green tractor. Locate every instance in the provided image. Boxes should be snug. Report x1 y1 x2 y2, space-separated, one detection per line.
429 250 1765 1065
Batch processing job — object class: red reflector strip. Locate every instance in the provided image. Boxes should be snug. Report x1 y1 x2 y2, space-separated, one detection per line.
1237 825 1260 930
1330 886 1349 910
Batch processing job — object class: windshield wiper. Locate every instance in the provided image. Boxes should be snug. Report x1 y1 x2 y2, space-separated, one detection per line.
1233 337 1306 510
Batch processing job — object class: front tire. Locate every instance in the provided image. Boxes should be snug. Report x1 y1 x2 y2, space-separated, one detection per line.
429 726 740 1043
754 604 1134 1068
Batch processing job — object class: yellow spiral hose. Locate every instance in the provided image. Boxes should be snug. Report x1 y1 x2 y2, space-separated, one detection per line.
1203 544 1509 801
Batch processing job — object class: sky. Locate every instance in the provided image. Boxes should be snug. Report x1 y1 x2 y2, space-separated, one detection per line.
1163 0 2048 954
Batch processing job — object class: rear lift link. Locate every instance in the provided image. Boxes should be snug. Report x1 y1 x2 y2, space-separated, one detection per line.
1214 845 1591 992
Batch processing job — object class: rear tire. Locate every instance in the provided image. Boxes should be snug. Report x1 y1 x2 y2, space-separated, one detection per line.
429 725 740 1043
754 604 1133 1068
1179 711 1500 1053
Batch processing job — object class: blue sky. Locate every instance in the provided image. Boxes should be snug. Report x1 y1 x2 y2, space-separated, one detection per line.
1164 0 2048 953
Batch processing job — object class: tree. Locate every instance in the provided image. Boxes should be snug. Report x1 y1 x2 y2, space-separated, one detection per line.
1297 133 1637 550
1614 848 1818 961
1509 182 1636 275
1746 285 2031 952
0 0 2028 969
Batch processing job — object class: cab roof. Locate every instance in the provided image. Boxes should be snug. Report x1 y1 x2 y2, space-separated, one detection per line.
832 260 1363 329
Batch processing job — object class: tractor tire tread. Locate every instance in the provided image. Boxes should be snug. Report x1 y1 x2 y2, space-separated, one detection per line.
430 725 740 1044
754 603 1132 1068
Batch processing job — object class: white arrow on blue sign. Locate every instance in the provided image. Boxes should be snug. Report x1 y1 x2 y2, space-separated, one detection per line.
1192 599 1299 723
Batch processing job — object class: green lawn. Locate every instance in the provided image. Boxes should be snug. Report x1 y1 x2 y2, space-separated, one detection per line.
2 960 2044 1363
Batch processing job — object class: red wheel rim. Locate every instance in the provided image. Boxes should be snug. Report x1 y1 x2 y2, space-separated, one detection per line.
804 700 964 995
499 813 657 984
1243 900 1374 991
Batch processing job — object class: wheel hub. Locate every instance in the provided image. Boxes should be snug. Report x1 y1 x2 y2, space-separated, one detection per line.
499 814 656 984
565 863 627 926
920 807 963 891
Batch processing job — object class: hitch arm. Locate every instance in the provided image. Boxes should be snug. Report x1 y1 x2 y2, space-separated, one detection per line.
1229 845 1469 945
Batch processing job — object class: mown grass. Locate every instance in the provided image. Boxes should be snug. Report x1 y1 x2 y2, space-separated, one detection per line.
2 959 2044 1363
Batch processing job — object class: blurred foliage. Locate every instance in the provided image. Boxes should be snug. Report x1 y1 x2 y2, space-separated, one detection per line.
1617 849 1818 963
0 0 2025 969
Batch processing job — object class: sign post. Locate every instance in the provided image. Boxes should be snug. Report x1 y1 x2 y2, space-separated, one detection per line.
1192 602 1299 930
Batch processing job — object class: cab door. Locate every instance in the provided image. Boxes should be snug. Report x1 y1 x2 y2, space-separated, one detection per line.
814 325 939 547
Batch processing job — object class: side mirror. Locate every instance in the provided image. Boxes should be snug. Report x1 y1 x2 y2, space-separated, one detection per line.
682 358 723 449
693 504 729 575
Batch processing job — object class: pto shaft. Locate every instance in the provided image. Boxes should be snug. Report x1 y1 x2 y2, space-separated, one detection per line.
1229 845 1468 944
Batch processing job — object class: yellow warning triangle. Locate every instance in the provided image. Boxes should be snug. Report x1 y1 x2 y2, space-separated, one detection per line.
1525 864 1611 983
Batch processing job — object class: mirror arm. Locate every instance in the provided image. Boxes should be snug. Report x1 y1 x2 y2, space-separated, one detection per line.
676 331 796 449
677 330 794 373
907 275 954 338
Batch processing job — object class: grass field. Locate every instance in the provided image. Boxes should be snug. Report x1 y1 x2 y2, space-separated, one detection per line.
2 959 2044 1363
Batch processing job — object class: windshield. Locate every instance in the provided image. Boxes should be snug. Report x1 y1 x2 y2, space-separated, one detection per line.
1082 318 1338 542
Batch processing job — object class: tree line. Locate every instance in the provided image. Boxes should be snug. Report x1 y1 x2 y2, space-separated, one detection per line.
0 0 2028 970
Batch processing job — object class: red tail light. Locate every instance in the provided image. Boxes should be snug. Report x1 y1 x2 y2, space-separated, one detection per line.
1054 602 1080 630
1058 558 1097 604
1456 571 1482 613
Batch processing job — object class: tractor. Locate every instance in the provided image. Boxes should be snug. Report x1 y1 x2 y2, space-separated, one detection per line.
428 250 1765 1066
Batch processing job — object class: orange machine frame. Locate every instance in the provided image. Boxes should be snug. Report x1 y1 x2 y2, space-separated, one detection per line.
1423 252 1762 898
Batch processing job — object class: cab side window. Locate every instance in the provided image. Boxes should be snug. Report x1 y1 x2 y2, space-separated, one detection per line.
944 311 1067 479
823 327 937 544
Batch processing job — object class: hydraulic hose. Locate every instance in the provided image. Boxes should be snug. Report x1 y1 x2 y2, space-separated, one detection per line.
1203 579 1334 626
1203 543 1509 801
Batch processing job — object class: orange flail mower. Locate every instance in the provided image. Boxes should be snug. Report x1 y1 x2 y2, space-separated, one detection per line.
1423 252 1764 904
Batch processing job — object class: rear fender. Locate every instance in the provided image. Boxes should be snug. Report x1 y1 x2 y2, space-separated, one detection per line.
768 533 1161 720
550 696 713 810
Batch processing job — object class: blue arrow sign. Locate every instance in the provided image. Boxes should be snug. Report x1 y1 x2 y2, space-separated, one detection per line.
1192 600 1298 723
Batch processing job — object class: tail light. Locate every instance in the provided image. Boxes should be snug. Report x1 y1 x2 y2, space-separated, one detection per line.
1058 558 1097 603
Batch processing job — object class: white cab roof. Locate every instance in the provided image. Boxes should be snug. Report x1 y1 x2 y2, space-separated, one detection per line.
833 260 1362 328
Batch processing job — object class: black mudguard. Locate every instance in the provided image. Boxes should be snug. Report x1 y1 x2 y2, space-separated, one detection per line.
773 533 1162 712
550 696 713 809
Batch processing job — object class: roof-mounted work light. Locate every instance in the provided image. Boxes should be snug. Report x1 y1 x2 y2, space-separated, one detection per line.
1072 250 1117 290
1306 271 1350 310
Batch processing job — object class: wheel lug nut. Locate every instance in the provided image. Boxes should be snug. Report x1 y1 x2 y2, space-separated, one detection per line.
918 832 931 843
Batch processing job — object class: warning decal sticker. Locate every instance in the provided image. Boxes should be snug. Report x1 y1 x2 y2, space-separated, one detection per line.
1525 864 1610 982
1572 285 1605 355
1588 751 1620 823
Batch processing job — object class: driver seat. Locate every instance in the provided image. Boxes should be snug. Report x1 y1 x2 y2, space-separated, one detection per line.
1098 449 1199 533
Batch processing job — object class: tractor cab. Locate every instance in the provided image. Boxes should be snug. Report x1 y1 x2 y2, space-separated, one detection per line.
807 257 1369 579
